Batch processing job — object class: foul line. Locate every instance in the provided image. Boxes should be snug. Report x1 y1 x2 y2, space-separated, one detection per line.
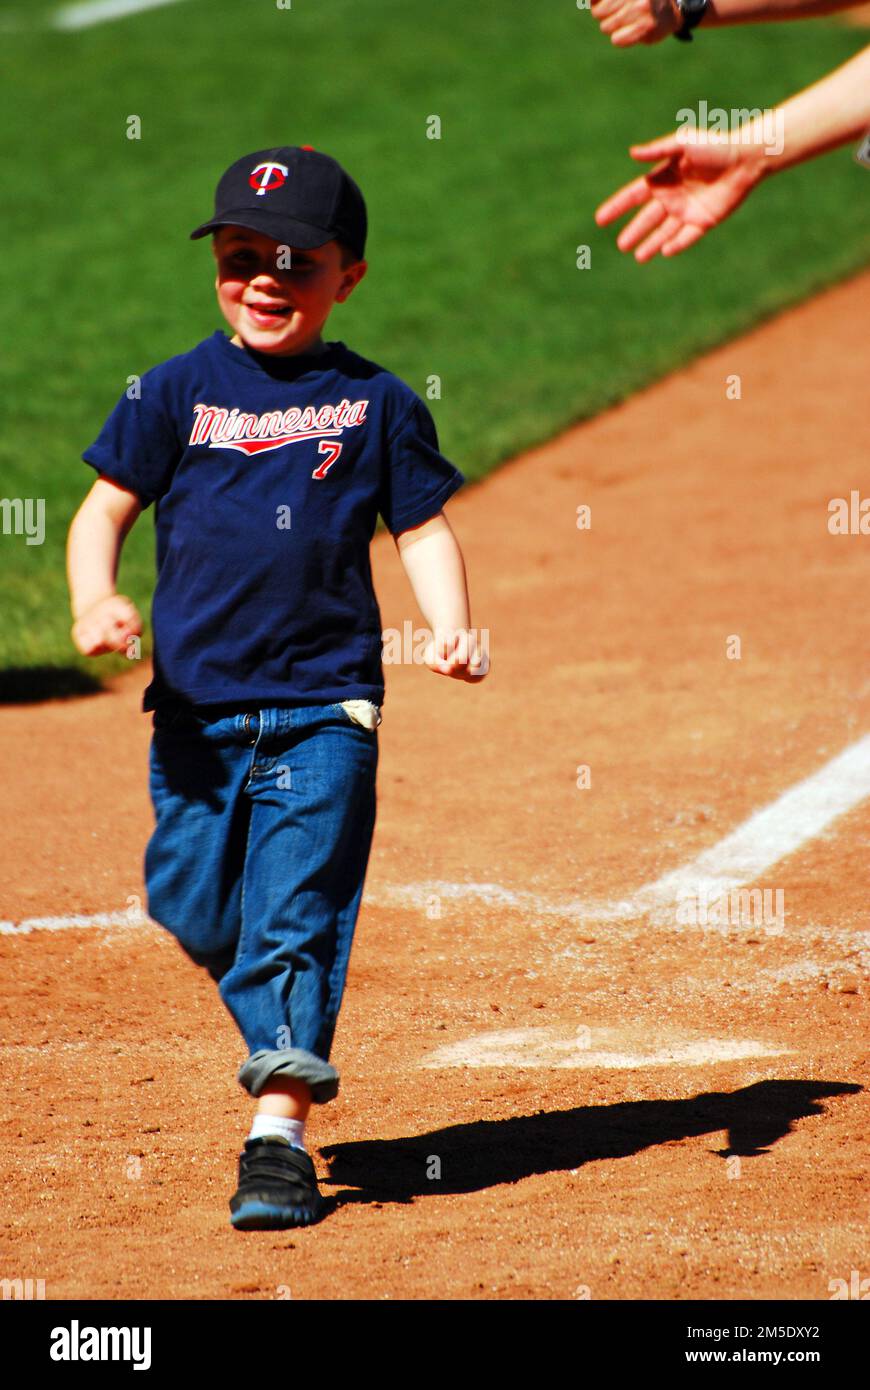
53 0 189 31
617 731 870 920
0 911 150 937
373 733 870 924
4 735 870 935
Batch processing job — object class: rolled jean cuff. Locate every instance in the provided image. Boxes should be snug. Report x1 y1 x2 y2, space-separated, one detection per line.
238 1047 340 1104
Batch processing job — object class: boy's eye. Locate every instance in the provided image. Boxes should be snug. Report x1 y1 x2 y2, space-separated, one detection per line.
220 247 319 275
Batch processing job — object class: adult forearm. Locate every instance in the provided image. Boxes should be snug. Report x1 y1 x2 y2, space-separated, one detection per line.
747 47 870 173
703 0 863 25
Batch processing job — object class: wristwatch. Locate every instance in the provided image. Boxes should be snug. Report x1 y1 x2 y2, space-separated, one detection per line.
673 0 708 41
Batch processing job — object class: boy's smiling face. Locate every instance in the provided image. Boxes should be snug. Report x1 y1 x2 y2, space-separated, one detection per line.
213 225 366 356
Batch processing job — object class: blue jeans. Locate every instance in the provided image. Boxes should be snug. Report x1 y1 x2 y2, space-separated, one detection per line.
144 701 379 1103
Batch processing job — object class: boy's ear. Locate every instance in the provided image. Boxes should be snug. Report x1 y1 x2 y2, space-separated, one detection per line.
335 260 367 304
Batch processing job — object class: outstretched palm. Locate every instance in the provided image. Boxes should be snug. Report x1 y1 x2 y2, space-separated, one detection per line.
596 132 765 261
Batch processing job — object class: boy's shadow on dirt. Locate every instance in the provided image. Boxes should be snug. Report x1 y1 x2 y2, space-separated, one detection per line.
319 1080 860 1209
0 665 103 704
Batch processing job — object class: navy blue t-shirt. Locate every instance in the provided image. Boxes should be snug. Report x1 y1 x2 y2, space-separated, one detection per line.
83 331 464 710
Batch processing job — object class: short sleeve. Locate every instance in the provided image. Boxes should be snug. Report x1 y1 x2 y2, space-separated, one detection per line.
82 370 182 508
378 396 464 536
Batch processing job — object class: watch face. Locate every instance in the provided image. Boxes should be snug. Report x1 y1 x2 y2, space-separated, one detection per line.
682 0 707 15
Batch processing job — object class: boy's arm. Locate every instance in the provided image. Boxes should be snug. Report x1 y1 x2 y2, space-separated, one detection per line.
394 512 488 681
67 476 144 656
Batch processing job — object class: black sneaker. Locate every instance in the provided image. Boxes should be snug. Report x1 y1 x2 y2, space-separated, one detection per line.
229 1137 326 1230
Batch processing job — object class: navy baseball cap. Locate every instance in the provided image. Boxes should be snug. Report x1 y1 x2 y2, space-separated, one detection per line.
189 145 367 259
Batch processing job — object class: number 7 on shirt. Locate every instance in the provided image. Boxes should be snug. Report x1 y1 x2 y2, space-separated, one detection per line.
312 441 342 479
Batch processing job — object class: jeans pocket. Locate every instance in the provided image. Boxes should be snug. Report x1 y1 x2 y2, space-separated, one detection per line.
152 701 210 734
334 700 382 732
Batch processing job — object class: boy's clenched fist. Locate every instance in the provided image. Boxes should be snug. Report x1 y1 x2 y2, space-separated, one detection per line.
71 594 142 657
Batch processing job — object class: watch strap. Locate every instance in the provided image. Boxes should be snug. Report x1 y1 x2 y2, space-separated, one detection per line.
674 0 707 41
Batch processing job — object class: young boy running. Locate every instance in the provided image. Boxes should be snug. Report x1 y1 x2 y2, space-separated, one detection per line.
67 145 486 1230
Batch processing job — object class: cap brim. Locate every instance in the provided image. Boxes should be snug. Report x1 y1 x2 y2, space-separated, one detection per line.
189 209 334 246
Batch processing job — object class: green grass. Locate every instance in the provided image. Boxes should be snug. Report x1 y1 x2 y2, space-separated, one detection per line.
1 0 868 682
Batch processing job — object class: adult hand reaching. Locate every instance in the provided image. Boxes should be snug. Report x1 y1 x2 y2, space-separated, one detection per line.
595 131 765 261
595 47 870 263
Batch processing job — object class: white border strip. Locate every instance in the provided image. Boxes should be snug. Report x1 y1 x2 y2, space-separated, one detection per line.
0 911 150 936
621 732 870 918
372 734 870 924
53 0 188 31
420 1030 793 1071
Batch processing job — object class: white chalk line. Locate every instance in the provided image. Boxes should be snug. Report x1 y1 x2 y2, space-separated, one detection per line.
420 1028 793 1071
3 734 869 937
626 732 870 916
376 734 870 926
52 0 189 31
0 911 152 937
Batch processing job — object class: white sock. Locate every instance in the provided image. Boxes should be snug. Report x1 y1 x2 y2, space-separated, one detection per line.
248 1114 306 1152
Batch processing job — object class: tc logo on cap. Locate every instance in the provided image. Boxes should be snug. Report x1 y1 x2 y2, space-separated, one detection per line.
249 161 289 196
